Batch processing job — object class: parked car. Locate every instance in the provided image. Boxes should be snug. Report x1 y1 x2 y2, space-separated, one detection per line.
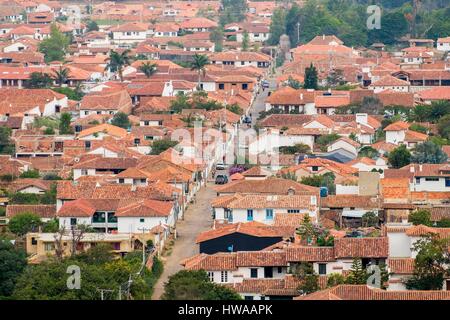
262 80 270 88
215 174 228 184
243 116 252 124
215 163 227 170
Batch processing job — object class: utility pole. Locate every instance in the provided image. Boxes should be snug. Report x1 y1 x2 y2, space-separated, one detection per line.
137 227 150 269
297 22 300 45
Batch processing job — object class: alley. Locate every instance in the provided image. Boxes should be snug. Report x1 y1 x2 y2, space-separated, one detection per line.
151 182 215 300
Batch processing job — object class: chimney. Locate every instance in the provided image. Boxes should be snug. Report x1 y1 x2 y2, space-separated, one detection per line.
322 34 325 40
311 195 317 206
300 93 303 100
419 164 423 172
410 166 415 173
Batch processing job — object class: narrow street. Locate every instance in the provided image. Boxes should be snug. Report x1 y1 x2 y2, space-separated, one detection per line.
151 182 215 300
250 76 277 125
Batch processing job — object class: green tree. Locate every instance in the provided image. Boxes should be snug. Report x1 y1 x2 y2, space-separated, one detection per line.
42 219 59 233
25 72 53 89
411 141 447 164
39 24 70 62
209 27 224 52
437 114 450 140
44 127 55 135
361 211 379 227
268 8 286 45
110 112 131 129
86 20 99 32
162 270 241 300
316 133 340 151
106 50 131 82
150 139 178 155
13 246 163 300
327 273 346 287
241 30 250 51
190 53 209 89
388 145 411 169
8 212 42 236
19 169 40 179
346 259 368 284
53 66 70 87
296 215 315 244
0 239 27 298
358 146 379 159
405 236 449 290
287 76 302 89
59 112 73 134
304 63 318 90
52 87 84 101
226 103 243 115
0 127 15 155
292 262 319 295
409 209 432 226
138 62 158 78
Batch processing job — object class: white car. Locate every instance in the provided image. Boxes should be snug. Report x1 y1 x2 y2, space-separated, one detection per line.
215 163 227 170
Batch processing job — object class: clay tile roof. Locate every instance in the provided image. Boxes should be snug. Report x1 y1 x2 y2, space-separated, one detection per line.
57 199 96 217
321 195 381 209
77 124 128 139
181 253 237 271
214 177 319 195
383 121 410 131
331 137 361 148
371 75 410 87
241 166 271 177
6 204 56 219
273 213 306 227
224 194 316 210
404 130 428 142
236 251 287 267
286 246 335 262
388 258 415 274
419 87 450 101
115 199 173 217
195 222 284 243
297 284 450 300
334 237 389 258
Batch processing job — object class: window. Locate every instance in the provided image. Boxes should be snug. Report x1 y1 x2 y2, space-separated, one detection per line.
70 218 77 226
241 61 245 65
446 178 450 187
31 237 37 245
140 179 146 184
44 243 54 251
318 263 327 275
207 272 214 282
250 268 258 278
140 218 145 223
81 169 88 176
277 266 282 273
244 296 254 300
118 178 125 184
85 141 91 149
264 267 273 278
416 177 420 184
247 209 253 221
425 177 439 181
144 121 149 126
93 212 106 223
287 209 300 213
218 83 225 90
266 209 273 220
220 271 228 282
242 83 248 90
312 166 319 172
